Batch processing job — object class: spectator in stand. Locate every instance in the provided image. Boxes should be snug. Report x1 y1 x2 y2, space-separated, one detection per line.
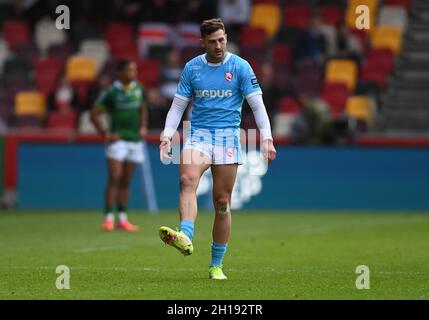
48 77 78 113
257 62 284 122
334 22 363 66
160 48 183 101
147 87 169 129
242 62 284 129
296 15 327 63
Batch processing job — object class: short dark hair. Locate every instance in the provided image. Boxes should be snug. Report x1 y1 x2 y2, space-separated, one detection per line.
200 18 225 38
116 59 133 71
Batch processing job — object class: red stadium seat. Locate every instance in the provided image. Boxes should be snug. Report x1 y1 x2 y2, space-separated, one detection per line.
321 82 349 116
271 44 293 66
360 66 389 89
365 48 395 74
284 5 311 29
106 22 134 43
239 26 268 49
48 109 77 131
319 6 344 26
3 20 30 50
34 58 63 96
278 97 300 114
72 80 93 109
111 42 139 62
137 59 160 89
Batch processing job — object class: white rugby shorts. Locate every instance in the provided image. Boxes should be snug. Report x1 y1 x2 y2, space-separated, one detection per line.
106 140 144 163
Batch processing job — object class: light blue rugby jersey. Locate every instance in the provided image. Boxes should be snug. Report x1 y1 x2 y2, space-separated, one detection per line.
175 52 262 146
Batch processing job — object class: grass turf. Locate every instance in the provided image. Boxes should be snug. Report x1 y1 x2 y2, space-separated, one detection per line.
0 210 428 300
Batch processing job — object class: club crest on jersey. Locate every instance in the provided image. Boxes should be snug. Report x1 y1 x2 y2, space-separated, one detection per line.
224 72 233 82
226 147 235 157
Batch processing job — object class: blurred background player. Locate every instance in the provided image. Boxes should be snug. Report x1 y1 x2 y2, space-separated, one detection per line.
90 59 148 232
158 18 276 280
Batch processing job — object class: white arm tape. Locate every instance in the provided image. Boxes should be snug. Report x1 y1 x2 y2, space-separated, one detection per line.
162 95 189 138
246 93 273 141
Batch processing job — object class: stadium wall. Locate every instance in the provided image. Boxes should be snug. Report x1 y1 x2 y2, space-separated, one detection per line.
6 133 429 211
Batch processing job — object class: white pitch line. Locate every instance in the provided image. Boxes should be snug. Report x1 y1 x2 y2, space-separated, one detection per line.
72 244 131 253
0 266 426 275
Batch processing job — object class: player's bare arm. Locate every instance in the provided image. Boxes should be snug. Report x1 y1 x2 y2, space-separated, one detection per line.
90 106 120 143
140 101 149 140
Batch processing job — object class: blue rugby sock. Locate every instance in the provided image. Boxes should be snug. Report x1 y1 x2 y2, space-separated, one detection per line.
210 242 227 268
179 220 194 241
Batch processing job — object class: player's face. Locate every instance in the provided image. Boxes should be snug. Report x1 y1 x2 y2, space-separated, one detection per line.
201 29 227 63
121 62 137 83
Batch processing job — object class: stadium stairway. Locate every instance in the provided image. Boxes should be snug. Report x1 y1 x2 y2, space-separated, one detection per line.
378 0 429 134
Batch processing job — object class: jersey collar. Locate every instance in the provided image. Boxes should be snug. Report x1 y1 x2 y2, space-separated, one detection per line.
113 80 137 91
201 51 232 67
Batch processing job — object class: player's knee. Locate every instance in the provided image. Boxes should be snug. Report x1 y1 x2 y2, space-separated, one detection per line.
179 174 198 192
119 178 130 189
108 175 121 187
215 198 231 216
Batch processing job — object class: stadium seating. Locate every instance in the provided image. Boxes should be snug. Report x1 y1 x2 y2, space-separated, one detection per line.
284 4 311 29
48 43 74 61
0 0 419 136
250 3 282 38
274 97 301 137
72 80 94 109
360 65 389 90
383 0 412 12
239 26 268 63
48 109 77 131
70 21 103 48
106 22 134 41
79 39 110 72
34 57 63 96
239 26 268 49
34 17 67 54
319 6 344 26
2 75 32 106
371 26 402 55
378 5 408 32
137 59 161 89
15 92 46 117
3 20 30 50
321 82 349 116
293 60 323 97
366 48 395 74
65 56 97 81
13 42 39 64
271 44 293 66
78 110 110 134
174 22 201 49
345 95 375 127
137 23 172 58
278 97 300 114
325 59 358 92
